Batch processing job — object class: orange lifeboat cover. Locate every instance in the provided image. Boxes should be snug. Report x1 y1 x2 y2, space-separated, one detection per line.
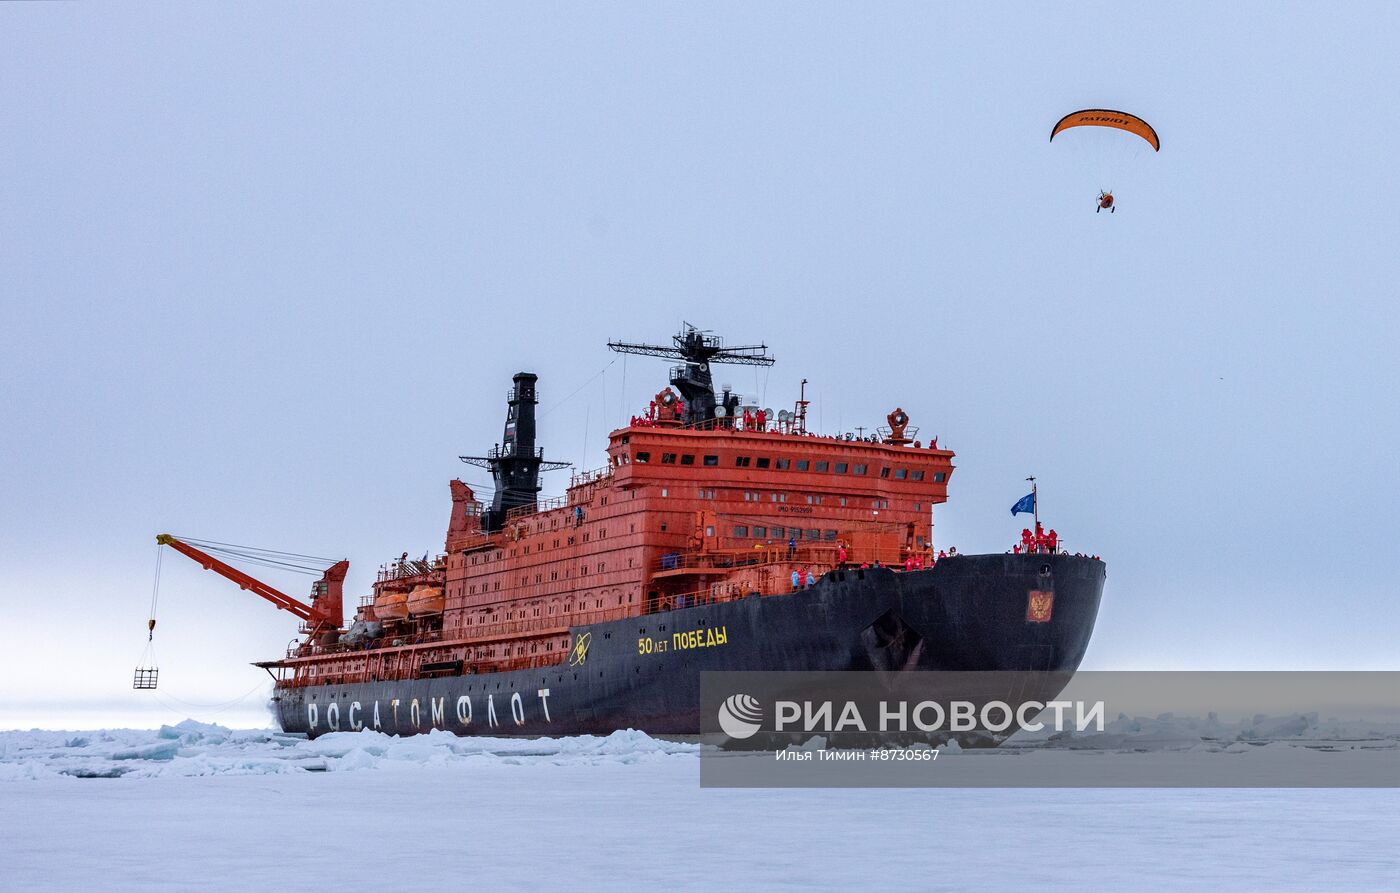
407 585 445 617
375 590 409 621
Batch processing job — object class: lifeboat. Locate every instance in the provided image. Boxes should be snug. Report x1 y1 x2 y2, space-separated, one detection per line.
407 585 445 617
374 589 409 621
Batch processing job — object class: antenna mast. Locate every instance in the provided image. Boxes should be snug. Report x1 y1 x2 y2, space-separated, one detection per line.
608 323 774 427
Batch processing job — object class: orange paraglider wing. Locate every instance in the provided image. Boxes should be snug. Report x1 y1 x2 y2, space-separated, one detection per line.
1050 109 1159 151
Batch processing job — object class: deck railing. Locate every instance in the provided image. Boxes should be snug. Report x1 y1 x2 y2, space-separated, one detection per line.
376 557 446 583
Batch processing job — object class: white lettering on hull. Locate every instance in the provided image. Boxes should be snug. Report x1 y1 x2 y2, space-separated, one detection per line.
304 687 559 734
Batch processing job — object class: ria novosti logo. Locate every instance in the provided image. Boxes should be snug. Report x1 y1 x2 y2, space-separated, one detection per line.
715 691 1107 736
717 693 764 739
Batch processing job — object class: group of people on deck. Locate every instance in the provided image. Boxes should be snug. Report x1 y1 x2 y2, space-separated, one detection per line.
829 542 958 574
780 524 1090 593
630 397 686 428
630 402 775 430
1015 523 1058 555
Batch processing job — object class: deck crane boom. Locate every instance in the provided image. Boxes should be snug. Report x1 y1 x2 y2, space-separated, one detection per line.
154 534 347 638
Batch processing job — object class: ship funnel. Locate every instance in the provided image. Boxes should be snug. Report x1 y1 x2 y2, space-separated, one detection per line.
460 372 569 533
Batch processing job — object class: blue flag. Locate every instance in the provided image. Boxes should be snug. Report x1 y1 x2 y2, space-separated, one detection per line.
1011 492 1036 516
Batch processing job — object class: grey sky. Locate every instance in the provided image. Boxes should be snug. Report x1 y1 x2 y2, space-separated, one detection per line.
3 2 1396 728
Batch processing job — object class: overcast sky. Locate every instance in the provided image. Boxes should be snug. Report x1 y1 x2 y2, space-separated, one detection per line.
3 2 1396 729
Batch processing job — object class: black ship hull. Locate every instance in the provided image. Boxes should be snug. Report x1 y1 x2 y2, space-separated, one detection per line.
279 554 1105 739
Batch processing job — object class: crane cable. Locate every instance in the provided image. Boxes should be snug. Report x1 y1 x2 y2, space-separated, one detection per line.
148 542 162 637
169 535 338 576
134 544 162 687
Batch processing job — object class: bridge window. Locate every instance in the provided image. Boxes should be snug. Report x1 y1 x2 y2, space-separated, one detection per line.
815 461 829 472
635 451 650 463
880 467 891 478
733 526 749 537
661 453 677 464
894 468 908 480
912 470 925 481
796 460 810 471
823 530 838 541
835 462 848 474
703 455 719 466
681 454 695 465
805 529 819 540
756 457 771 469
753 526 767 537
934 472 947 483
776 458 791 470
853 464 867 475
735 456 751 467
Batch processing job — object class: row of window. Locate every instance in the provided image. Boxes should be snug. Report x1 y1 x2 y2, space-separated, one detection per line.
470 527 618 564
464 558 620 594
459 592 632 624
732 526 840 541
633 451 945 482
671 489 893 510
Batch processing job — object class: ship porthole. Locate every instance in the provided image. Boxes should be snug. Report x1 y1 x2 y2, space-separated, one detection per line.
1039 564 1051 575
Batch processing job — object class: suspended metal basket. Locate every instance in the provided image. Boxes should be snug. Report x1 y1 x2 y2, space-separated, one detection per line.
132 667 159 690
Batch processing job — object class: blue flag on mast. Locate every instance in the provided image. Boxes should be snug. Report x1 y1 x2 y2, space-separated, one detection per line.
1011 492 1036 516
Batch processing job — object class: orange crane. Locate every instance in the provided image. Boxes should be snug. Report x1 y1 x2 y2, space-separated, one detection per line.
155 534 348 641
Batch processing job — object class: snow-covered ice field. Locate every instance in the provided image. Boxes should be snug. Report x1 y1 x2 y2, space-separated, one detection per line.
3 720 1397 890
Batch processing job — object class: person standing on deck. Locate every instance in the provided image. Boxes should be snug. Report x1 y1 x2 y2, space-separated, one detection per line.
791 569 801 592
